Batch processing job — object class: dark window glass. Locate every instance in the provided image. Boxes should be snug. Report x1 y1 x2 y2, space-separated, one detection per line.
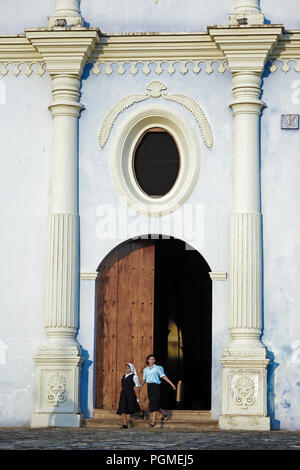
133 129 180 197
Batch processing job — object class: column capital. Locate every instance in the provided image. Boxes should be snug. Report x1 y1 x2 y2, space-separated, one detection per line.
25 28 100 77
208 25 283 74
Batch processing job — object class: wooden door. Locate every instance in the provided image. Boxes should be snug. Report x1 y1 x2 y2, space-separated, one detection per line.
95 239 155 410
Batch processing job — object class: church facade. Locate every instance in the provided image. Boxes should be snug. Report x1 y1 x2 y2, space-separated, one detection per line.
1 0 300 431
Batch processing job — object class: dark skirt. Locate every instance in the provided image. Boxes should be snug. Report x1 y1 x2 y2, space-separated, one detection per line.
116 374 140 415
147 383 161 412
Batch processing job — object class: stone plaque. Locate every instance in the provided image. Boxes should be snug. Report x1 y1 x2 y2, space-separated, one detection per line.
281 114 299 129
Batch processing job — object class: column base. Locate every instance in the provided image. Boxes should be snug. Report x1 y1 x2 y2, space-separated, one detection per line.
219 415 270 431
228 13 264 25
31 412 83 428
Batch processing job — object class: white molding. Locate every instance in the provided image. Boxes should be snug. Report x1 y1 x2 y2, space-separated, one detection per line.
91 60 228 76
209 26 284 74
109 104 202 217
209 272 227 281
25 29 99 76
80 272 99 280
2 30 300 77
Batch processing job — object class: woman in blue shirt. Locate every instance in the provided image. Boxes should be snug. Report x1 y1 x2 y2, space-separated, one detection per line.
141 354 176 427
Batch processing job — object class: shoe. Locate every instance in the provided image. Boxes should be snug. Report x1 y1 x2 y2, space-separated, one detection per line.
121 425 128 429
149 422 156 428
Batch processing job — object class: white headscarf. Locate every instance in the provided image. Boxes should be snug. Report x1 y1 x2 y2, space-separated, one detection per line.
127 363 141 387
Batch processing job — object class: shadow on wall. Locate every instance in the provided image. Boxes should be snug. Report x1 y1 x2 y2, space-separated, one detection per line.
266 349 280 430
80 349 93 418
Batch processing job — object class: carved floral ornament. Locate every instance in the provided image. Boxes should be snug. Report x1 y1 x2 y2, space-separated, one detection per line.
232 375 256 410
47 373 67 407
98 81 213 151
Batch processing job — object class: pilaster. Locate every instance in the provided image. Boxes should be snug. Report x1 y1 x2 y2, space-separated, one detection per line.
209 24 283 431
30 27 99 428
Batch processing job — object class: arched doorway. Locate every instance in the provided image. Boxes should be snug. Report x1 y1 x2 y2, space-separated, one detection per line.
95 236 212 412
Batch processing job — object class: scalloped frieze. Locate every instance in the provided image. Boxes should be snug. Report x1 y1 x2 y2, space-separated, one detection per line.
91 60 228 77
0 62 46 77
267 58 300 74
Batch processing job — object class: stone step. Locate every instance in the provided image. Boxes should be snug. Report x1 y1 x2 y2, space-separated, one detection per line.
84 409 219 430
93 409 212 422
83 418 219 431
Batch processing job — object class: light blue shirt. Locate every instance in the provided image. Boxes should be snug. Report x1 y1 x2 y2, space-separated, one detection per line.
143 365 166 384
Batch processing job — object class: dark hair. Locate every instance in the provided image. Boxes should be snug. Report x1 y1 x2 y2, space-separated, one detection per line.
146 354 155 364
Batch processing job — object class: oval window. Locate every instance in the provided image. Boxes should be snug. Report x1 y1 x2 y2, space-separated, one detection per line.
133 128 180 197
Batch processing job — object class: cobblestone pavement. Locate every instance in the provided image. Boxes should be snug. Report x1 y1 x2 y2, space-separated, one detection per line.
0 427 300 450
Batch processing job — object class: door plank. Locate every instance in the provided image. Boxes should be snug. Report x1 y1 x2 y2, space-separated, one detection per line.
96 240 155 410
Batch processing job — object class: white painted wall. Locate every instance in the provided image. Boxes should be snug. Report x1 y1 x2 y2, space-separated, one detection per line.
261 68 300 430
0 72 52 425
1 0 300 428
1 1 300 35
0 0 54 33
81 0 300 33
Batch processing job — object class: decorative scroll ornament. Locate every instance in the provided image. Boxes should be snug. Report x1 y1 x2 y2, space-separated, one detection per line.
233 375 255 409
47 373 67 406
98 81 213 151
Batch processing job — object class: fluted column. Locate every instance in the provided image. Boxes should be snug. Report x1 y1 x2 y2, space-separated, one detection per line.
217 71 270 431
30 74 83 428
27 26 99 427
45 75 82 348
209 24 283 430
229 72 264 352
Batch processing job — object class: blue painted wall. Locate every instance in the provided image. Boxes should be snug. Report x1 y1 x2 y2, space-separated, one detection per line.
261 68 300 430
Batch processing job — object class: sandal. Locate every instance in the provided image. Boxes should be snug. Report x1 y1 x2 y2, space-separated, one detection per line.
149 422 156 428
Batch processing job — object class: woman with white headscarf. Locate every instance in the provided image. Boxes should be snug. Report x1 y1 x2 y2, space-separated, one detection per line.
116 363 141 428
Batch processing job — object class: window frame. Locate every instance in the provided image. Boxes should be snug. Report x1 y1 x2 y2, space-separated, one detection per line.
110 104 201 217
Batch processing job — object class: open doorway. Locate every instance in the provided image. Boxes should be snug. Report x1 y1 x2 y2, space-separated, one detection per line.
154 238 212 410
95 236 212 411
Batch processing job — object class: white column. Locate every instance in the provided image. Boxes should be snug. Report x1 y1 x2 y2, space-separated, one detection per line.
26 25 99 427
229 0 264 25
219 71 270 431
229 72 264 350
31 75 84 428
209 23 283 431
48 0 84 27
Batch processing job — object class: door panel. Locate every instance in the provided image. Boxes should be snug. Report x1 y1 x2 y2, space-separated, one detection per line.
96 240 155 410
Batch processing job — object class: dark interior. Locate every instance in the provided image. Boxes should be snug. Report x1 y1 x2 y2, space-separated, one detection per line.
133 130 180 196
153 237 212 410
